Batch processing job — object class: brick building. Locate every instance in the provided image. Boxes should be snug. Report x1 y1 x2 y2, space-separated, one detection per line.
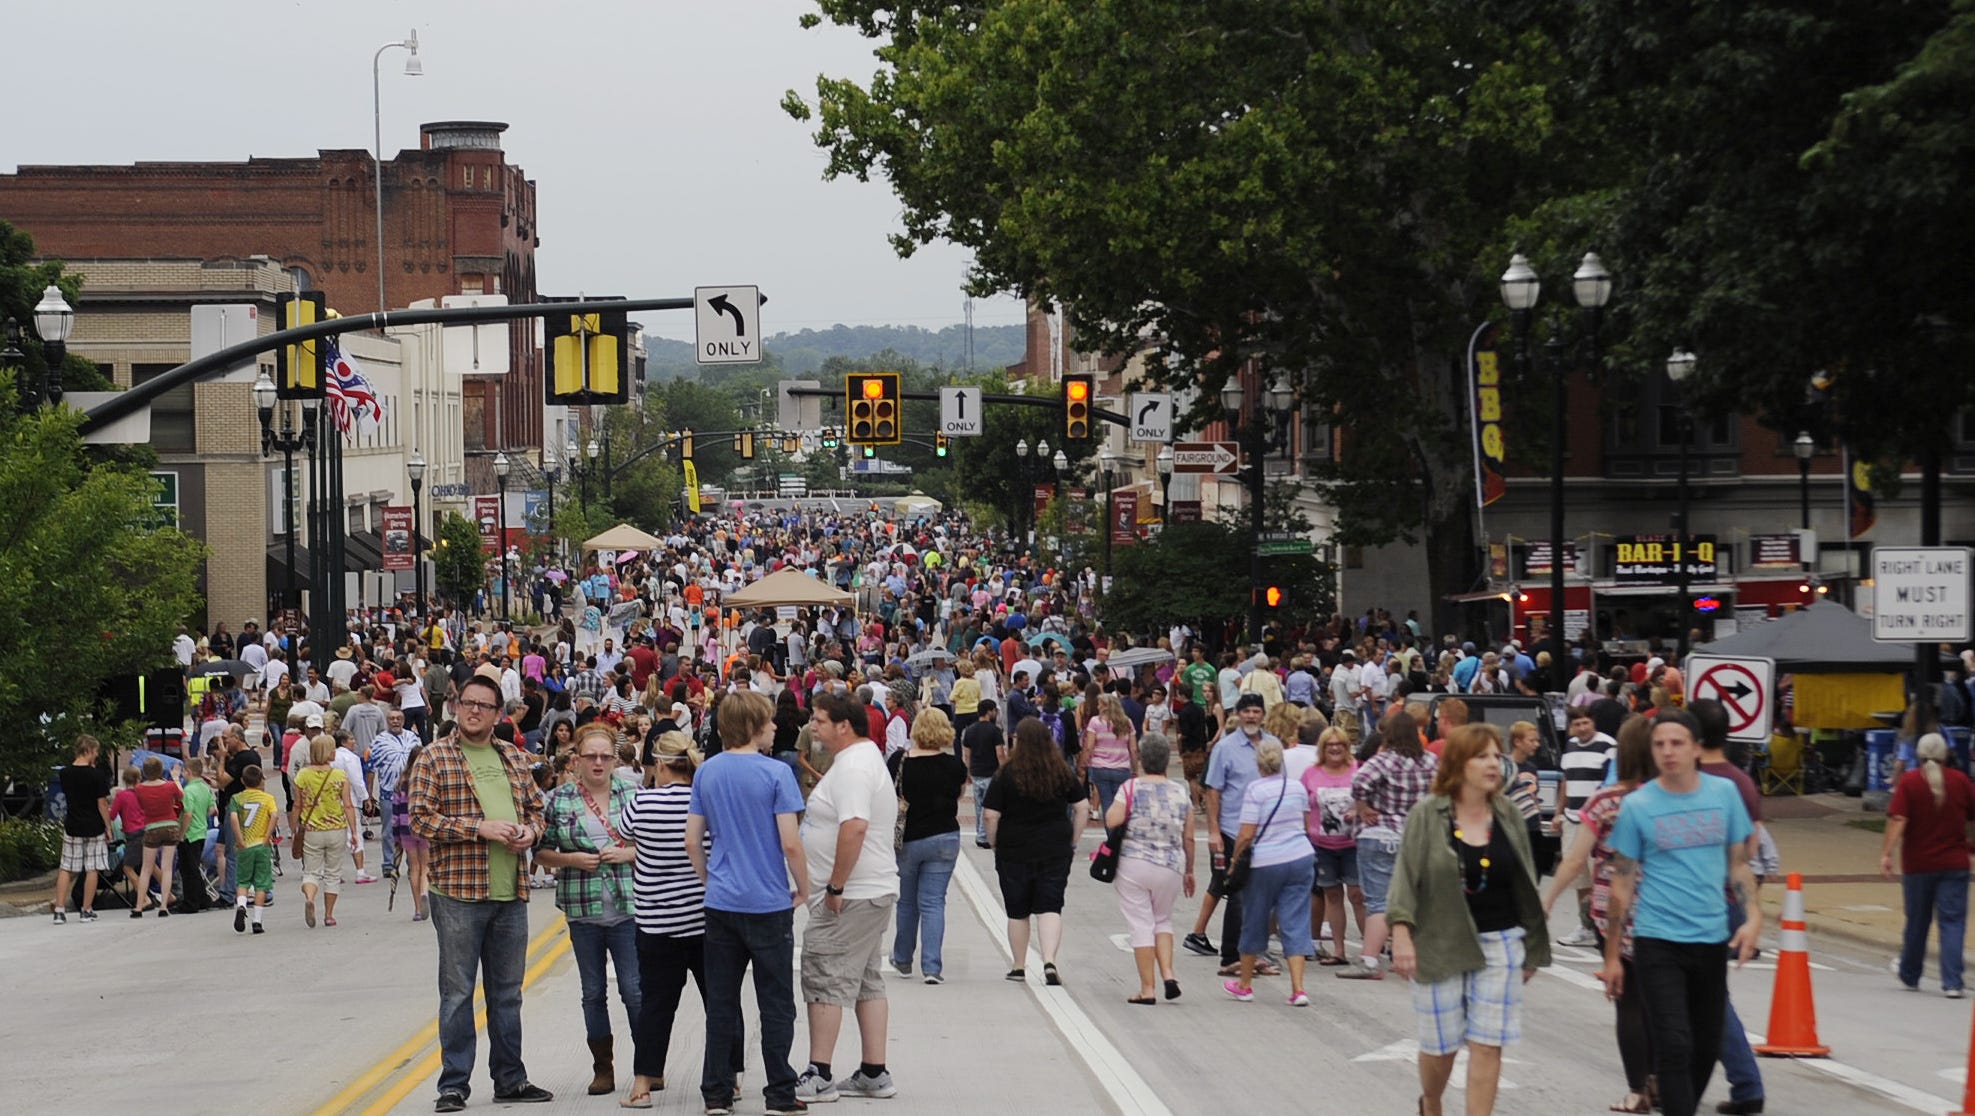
0 120 541 457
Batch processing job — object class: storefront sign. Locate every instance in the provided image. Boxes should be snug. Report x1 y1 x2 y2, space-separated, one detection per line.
1749 534 1801 569
1520 541 1583 578
1170 500 1202 525
1614 534 1718 585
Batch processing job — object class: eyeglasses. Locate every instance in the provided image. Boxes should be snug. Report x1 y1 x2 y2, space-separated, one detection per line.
456 699 499 713
580 753 615 763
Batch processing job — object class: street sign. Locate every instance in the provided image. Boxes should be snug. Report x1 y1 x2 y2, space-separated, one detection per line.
1172 440 1241 474
1873 546 1973 642
1256 539 1315 557
940 386 983 436
694 285 761 365
1129 392 1172 443
1684 654 1775 743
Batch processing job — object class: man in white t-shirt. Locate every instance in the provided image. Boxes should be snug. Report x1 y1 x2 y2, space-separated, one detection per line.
1329 651 1363 743
795 692 901 1103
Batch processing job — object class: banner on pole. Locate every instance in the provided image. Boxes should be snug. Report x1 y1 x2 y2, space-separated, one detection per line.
381 505 414 571
1467 322 1507 508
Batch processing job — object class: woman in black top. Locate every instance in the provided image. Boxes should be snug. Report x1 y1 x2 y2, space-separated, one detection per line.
771 689 805 778
886 708 970 983
983 717 1091 986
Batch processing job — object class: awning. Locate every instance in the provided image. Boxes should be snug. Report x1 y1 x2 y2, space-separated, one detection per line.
1593 583 1735 598
346 530 383 571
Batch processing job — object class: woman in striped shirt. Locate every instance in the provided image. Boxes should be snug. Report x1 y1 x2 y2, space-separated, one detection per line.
619 730 742 1106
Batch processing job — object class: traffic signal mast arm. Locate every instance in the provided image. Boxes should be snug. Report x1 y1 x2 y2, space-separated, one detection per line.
780 384 1133 428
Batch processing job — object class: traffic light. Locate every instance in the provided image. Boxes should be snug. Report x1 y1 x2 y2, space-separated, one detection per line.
1063 373 1094 440
820 427 840 450
273 291 328 399
545 306 629 405
1256 584 1285 611
862 445 877 459
935 432 949 458
845 372 901 445
735 432 756 460
679 429 695 461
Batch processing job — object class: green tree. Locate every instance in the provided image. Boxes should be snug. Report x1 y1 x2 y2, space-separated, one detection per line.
432 511 486 607
0 375 204 778
786 1 1564 610
0 220 114 400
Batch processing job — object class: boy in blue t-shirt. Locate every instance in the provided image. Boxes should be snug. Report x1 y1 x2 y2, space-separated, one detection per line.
685 690 809 1115
1602 709 1760 1116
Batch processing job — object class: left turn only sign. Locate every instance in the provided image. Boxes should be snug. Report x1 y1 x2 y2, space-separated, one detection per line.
695 286 762 365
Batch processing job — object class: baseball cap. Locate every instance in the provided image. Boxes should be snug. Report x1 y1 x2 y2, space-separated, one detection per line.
304 713 325 729
1340 649 1356 660
1234 693 1266 712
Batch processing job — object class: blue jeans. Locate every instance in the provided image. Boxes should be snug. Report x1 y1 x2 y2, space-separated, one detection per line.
702 906 798 1108
1089 766 1131 818
1902 869 1970 992
1237 856 1316 957
430 892 531 1098
376 789 399 876
1720 900 1763 1103
971 777 993 843
569 917 643 1047
892 831 961 977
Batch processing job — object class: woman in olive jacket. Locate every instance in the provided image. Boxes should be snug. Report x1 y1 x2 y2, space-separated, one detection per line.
1387 723 1551 1116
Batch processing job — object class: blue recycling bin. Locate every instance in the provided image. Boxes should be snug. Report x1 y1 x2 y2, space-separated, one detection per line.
1864 729 1897 792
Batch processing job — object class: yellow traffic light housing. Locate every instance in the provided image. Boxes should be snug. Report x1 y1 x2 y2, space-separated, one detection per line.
274 291 328 399
1064 373 1094 440
845 372 901 445
935 432 949 457
545 305 629 405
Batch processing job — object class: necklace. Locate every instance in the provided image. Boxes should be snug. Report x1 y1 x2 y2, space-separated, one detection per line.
1452 816 1494 895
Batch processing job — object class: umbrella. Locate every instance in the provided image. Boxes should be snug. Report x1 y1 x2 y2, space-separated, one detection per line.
1026 631 1071 650
906 648 954 669
884 542 921 566
543 569 570 583
190 659 255 679
1107 647 1176 670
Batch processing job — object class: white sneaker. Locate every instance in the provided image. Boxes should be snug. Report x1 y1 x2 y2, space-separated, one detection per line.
355 873 378 885
1556 928 1599 947
838 1070 897 1099
794 1069 838 1104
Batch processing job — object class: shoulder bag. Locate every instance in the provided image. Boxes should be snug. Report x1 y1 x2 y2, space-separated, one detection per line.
1088 779 1134 883
291 768 334 859
1223 776 1288 897
892 754 911 851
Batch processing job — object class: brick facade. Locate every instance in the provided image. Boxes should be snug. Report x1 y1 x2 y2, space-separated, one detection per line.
0 120 540 452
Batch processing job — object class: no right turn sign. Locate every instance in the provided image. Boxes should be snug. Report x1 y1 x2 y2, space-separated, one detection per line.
1683 654 1775 743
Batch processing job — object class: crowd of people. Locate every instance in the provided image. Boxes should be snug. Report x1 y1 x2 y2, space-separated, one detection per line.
47 506 1971 1116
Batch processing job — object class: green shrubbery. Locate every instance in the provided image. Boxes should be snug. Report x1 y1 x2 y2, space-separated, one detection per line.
0 818 61 882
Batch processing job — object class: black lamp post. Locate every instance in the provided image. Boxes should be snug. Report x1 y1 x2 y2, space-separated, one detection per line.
1667 349 1696 658
1501 251 1612 692
494 451 511 620
408 450 426 614
1100 446 1126 578
1157 444 1175 526
31 285 75 408
1221 371 1296 647
587 436 602 511
1794 431 1815 533
254 370 317 619
543 446 561 563
1015 437 1044 553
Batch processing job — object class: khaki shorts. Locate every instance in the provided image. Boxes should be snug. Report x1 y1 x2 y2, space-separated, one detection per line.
1559 816 1593 890
801 895 895 1007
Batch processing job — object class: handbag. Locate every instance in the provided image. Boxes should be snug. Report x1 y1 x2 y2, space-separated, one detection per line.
1088 779 1134 883
892 753 910 852
1222 776 1288 897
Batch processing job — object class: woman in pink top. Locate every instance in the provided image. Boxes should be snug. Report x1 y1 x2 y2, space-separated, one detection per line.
1080 693 1139 819
1300 728 1365 964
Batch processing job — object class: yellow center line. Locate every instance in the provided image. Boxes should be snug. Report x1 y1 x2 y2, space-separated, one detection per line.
309 914 567 1116
357 934 574 1116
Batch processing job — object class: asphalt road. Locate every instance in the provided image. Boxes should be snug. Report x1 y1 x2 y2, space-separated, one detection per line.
2 805 1966 1115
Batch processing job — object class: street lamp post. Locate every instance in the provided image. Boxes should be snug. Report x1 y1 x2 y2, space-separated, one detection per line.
1221 372 1296 647
372 30 422 314
1157 444 1175 526
1794 431 1815 571
543 446 560 563
254 371 317 619
31 285 75 408
1100 446 1126 578
1501 251 1612 692
494 451 511 620
1014 438 1031 550
1667 350 1697 658
408 450 427 614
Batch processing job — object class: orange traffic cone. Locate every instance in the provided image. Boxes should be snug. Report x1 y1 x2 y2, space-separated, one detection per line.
1755 872 1830 1057
1954 1005 1975 1116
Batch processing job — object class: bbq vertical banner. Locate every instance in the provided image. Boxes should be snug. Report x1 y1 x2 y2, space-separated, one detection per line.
1468 322 1508 508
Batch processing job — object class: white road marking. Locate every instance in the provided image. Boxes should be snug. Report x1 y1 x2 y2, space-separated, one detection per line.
953 854 1174 1116
1351 1039 1524 1089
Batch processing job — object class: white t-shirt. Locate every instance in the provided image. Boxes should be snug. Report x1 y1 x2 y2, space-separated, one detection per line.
261 657 289 694
801 741 899 900
326 658 360 690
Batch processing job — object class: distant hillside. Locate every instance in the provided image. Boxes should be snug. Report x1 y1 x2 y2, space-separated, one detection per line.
644 323 1026 379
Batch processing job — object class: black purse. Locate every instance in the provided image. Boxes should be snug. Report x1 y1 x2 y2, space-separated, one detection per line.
1223 776 1288 896
1088 780 1134 882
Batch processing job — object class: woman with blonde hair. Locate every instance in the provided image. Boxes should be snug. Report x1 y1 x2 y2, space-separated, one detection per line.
292 733 357 928
1081 692 1139 819
1302 727 1365 965
1883 732 1975 998
889 708 970 983
1388 723 1550 1116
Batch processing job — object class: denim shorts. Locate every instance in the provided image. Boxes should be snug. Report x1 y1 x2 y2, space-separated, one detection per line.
1356 830 1400 915
1312 844 1359 891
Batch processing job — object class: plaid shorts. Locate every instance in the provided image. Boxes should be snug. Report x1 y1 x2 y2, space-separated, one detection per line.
1409 927 1527 1055
61 834 110 873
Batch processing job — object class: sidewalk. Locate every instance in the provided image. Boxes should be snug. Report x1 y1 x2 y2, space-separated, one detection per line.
1761 792 1969 966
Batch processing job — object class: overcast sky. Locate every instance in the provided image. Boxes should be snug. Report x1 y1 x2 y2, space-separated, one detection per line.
0 0 1025 343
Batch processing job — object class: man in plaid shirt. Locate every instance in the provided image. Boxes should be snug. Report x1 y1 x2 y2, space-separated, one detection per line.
408 673 553 1113
568 655 607 705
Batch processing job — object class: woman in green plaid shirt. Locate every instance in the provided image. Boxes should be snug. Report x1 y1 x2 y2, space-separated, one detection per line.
538 723 644 1101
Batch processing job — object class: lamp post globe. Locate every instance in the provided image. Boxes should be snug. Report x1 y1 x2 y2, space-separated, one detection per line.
1498 253 1541 312
1220 380 1246 414
1572 252 1613 310
252 370 277 420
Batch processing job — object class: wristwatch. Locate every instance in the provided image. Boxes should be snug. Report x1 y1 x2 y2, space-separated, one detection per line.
825 883 845 897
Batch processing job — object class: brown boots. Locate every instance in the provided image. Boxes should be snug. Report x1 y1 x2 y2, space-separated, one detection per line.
587 1036 614 1095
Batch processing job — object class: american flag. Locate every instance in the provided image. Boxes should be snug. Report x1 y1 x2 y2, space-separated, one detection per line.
324 340 386 440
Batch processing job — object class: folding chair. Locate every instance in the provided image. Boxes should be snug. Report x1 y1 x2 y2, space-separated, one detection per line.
1758 731 1806 797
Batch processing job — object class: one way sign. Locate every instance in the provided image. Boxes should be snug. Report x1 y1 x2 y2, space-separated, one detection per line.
695 285 762 365
1683 654 1775 743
